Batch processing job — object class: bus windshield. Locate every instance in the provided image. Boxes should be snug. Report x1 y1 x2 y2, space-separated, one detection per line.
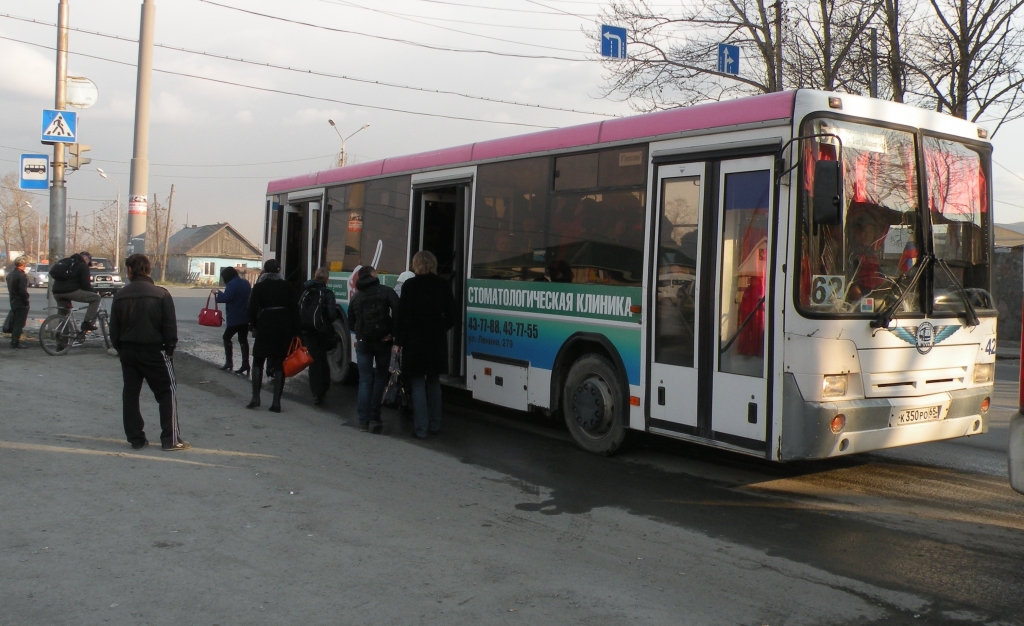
797 118 922 316
923 136 993 314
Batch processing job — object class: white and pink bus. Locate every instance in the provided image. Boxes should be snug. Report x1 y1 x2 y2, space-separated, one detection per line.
264 89 995 460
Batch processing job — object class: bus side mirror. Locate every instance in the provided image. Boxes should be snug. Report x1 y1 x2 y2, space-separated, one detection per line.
813 160 843 226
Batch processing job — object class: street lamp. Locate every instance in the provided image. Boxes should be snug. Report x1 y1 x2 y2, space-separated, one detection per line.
24 201 41 262
328 120 370 167
96 168 121 269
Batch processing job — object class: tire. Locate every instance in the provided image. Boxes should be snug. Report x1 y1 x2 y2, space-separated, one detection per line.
39 315 73 356
562 354 628 455
99 313 113 351
327 318 355 384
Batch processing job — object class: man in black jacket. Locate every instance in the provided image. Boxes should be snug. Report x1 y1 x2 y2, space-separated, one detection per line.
5 256 30 349
51 251 101 331
109 254 188 451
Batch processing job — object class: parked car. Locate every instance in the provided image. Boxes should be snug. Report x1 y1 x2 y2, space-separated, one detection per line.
88 257 124 296
26 263 50 288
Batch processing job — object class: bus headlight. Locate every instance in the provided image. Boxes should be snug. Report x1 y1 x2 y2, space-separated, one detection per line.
974 363 994 384
822 374 848 398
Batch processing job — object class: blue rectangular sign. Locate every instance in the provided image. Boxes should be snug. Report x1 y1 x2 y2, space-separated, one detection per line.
20 154 49 190
41 109 77 144
601 25 627 59
717 43 740 75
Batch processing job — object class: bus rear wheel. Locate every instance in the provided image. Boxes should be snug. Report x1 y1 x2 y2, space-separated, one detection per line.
562 354 627 456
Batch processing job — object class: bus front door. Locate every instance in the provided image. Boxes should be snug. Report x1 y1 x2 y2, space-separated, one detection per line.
649 162 705 431
410 182 471 379
709 156 775 450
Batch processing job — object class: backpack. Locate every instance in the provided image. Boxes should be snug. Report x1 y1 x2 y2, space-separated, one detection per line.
357 288 392 342
299 286 329 331
49 257 75 281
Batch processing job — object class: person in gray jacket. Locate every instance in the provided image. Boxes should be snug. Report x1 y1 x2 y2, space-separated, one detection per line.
109 254 188 452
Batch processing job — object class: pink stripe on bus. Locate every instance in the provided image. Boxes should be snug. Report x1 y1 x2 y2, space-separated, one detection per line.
382 144 475 175
471 122 603 162
267 173 317 194
598 91 795 143
316 160 385 186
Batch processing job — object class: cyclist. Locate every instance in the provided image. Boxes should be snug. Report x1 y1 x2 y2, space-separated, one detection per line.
50 251 101 332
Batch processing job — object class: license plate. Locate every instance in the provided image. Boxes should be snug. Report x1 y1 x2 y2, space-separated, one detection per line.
896 406 941 425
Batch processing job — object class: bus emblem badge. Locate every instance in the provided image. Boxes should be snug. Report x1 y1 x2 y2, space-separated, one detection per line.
889 322 959 354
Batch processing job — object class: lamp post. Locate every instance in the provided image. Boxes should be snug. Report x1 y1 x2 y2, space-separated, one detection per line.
24 201 40 262
96 168 121 269
328 120 369 167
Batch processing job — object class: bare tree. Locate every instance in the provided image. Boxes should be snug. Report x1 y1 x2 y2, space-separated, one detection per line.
786 0 882 93
591 0 785 111
908 0 1024 135
0 172 42 261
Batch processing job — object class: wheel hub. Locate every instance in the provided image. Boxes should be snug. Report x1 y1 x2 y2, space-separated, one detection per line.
571 377 613 435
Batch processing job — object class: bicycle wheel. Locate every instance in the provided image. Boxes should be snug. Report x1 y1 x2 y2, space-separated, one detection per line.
39 315 73 356
99 312 113 350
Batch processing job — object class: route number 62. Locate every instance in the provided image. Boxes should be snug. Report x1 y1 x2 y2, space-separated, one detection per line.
811 275 845 306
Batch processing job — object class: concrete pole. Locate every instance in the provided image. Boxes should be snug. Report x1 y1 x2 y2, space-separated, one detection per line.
49 0 69 264
127 0 155 256
870 28 879 99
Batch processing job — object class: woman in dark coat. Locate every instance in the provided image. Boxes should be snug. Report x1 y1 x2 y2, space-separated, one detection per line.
247 259 300 412
214 266 252 375
395 251 457 438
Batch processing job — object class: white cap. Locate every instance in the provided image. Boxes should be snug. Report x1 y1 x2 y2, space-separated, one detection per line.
397 270 415 283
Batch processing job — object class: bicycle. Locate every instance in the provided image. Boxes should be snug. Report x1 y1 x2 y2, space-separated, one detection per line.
38 302 113 356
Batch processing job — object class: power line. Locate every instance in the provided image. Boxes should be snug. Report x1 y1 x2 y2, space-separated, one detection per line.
0 13 616 118
315 0 587 52
0 35 559 130
196 1 590 61
404 0 596 15
0 142 339 168
312 0 581 30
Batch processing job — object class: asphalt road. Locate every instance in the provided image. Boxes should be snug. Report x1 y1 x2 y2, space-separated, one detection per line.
1 285 1023 624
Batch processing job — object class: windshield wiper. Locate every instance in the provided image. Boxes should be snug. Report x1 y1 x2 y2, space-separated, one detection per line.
871 254 931 329
934 256 981 327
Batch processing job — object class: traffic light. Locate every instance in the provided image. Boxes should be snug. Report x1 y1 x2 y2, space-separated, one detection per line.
68 143 91 170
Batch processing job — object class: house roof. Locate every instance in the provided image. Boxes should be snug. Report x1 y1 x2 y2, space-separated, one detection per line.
995 225 1024 248
167 223 262 259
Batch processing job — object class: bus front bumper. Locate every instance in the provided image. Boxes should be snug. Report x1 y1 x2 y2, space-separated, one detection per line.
780 373 991 461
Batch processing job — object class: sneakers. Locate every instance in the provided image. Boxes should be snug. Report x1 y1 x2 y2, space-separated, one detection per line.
370 419 383 431
131 440 149 450
162 440 191 451
80 321 98 332
356 423 370 432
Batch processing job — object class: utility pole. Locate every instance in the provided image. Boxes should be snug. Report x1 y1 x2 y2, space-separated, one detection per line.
72 210 78 252
49 0 69 280
160 184 173 281
869 27 879 98
127 0 155 256
774 0 783 91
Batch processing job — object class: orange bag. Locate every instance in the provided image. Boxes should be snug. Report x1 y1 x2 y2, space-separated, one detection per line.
282 337 314 377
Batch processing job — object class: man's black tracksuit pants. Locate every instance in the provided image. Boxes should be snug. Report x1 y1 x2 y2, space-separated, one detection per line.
119 346 179 448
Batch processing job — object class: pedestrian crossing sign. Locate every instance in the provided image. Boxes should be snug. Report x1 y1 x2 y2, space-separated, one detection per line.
41 109 77 144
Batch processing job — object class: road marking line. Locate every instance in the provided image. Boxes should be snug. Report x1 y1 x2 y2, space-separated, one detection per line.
0 441 240 468
55 434 279 459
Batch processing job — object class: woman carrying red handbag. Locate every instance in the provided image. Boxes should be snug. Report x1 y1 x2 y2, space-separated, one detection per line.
246 259 300 412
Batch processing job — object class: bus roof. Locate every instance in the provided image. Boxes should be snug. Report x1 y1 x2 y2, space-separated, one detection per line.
267 90 797 195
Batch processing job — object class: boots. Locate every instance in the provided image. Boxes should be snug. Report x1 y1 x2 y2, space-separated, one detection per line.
220 340 234 371
234 340 250 376
269 370 285 413
247 366 263 408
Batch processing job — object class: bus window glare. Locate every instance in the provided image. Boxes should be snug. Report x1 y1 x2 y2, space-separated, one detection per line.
822 374 848 397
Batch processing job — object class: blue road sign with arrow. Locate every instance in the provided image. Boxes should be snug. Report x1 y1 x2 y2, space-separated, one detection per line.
41 109 77 144
20 154 49 190
718 43 740 75
601 25 627 60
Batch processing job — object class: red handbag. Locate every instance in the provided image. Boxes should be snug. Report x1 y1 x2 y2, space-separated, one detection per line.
283 337 314 377
198 292 224 327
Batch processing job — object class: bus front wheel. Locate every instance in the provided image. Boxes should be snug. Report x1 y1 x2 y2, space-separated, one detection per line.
328 319 354 384
562 354 627 455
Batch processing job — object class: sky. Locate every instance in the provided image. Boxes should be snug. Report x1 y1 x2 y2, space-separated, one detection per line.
2 0 1024 248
